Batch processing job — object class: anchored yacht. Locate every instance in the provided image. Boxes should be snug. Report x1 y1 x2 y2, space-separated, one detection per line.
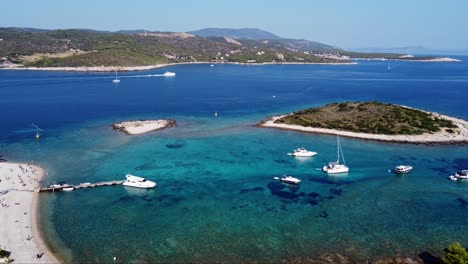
287 147 317 157
449 170 468 181
323 135 349 174
279 175 301 185
393 165 413 174
123 174 157 189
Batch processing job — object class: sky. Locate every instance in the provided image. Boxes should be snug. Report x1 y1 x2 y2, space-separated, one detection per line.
1 0 467 50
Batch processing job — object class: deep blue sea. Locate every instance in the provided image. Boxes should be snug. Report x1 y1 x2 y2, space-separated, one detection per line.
0 59 467 262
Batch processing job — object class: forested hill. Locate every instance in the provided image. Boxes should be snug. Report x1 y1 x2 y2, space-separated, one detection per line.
0 27 437 67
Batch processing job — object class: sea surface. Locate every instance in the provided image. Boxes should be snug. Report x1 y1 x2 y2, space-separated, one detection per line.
0 59 467 262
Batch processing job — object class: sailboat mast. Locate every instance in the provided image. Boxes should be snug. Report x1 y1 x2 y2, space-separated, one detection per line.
336 135 340 163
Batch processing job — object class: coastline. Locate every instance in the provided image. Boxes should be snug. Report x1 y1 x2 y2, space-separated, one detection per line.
258 112 468 145
0 61 357 72
0 162 59 263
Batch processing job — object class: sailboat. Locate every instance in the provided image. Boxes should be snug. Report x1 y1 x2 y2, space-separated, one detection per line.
112 71 120 83
387 61 391 70
323 135 349 174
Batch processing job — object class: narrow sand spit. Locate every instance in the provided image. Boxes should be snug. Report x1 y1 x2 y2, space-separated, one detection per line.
112 119 176 135
0 162 58 263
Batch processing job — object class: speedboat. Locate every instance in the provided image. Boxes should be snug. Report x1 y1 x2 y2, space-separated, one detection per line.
449 170 468 181
323 135 349 174
454 170 468 179
163 71 176 77
287 147 317 157
393 165 413 174
449 175 458 181
122 174 157 189
279 175 301 185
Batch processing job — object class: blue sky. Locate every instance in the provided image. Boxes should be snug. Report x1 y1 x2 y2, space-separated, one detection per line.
1 0 467 50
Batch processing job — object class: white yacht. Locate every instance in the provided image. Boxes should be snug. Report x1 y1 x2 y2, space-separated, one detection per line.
112 72 120 83
287 147 317 157
62 187 74 191
449 170 468 181
163 71 176 77
123 174 157 189
279 175 301 185
393 165 413 174
323 135 349 174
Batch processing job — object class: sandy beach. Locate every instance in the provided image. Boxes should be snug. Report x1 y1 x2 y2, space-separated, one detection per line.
259 112 468 145
112 119 176 135
0 162 58 263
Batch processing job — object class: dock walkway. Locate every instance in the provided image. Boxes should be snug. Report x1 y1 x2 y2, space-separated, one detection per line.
39 180 124 192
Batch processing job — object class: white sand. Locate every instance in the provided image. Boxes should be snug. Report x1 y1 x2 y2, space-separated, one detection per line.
260 112 468 144
112 120 175 135
0 162 58 263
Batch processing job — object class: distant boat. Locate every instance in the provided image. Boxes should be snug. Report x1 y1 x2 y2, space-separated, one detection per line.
279 174 301 185
112 72 120 83
210 64 214 67
393 165 412 174
214 111 218 117
287 147 317 157
163 71 176 77
323 135 349 174
122 174 157 189
449 170 468 181
62 187 74 192
387 62 391 70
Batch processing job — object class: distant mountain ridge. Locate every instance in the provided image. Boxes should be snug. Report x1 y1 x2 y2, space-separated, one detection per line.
188 28 282 40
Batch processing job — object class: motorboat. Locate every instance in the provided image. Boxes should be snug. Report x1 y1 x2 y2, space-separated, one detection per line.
122 174 157 189
393 165 413 174
279 175 301 185
454 170 468 179
163 71 176 77
448 175 458 181
323 135 349 174
287 147 317 157
449 170 468 181
62 187 74 191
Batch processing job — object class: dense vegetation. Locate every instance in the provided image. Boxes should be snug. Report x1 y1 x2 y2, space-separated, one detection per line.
0 28 345 67
0 27 437 67
275 101 458 135
443 242 468 264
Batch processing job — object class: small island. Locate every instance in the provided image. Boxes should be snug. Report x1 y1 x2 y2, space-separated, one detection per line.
258 102 468 144
112 119 175 135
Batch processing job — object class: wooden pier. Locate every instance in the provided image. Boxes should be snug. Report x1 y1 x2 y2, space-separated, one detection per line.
39 180 124 192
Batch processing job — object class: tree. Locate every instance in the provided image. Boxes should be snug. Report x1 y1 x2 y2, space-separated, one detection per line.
443 242 468 264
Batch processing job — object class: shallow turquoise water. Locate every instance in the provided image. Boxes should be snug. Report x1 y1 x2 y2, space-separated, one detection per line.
1 60 467 262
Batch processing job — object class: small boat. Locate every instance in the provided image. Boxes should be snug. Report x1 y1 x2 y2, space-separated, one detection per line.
448 175 458 181
62 187 74 191
122 174 157 189
163 71 176 77
112 72 120 83
323 135 349 174
449 170 468 181
287 147 317 157
210 64 214 67
80 182 92 187
279 175 301 185
393 165 413 174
